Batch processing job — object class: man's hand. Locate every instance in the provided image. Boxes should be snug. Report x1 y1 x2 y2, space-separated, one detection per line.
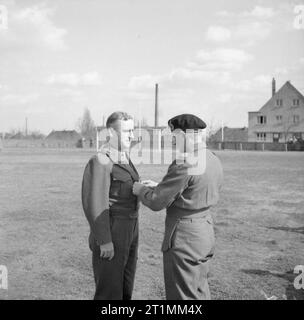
133 182 145 195
99 242 114 260
141 179 158 188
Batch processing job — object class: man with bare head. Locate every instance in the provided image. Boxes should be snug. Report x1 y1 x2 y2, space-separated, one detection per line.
82 111 140 300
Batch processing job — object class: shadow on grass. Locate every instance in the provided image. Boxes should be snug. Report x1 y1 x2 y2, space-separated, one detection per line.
241 269 304 300
266 226 304 234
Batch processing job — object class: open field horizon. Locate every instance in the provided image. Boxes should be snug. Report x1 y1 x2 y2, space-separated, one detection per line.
0 148 304 300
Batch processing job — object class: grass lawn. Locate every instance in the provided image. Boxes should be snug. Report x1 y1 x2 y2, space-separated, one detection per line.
0 148 303 300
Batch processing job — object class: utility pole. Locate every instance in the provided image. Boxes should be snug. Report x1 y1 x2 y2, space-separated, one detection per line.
154 83 159 127
25 117 28 136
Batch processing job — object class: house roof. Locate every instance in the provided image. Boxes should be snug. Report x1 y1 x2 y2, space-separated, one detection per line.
10 132 26 139
46 130 82 140
210 127 248 142
259 81 304 113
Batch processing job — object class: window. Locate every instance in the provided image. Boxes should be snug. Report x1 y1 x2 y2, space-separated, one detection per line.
276 99 283 106
276 115 282 122
257 116 267 124
293 99 300 106
293 115 300 123
273 133 281 139
257 133 266 141
273 133 281 142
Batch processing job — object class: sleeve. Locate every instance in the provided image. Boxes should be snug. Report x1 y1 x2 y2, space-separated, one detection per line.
81 155 112 245
138 163 190 211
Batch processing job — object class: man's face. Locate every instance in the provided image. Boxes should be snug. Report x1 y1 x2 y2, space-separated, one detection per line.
111 119 134 151
171 129 204 153
171 129 185 153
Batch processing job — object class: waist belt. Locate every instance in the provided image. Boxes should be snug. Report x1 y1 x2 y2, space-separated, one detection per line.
110 207 138 219
166 206 210 220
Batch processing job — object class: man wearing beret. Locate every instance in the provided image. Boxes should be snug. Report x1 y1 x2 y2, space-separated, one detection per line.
133 114 223 300
82 111 140 300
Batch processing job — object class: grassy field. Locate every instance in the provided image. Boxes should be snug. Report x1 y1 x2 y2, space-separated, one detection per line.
0 148 304 300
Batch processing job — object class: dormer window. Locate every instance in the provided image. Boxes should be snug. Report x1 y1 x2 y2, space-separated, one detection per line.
293 99 300 106
276 99 283 106
257 116 267 124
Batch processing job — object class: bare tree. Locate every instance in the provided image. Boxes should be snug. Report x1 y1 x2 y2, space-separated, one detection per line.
29 131 45 139
282 114 294 142
141 117 148 127
206 119 221 142
76 107 96 139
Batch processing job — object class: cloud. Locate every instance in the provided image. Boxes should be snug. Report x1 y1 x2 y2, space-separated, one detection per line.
47 73 79 86
128 47 253 92
47 72 103 86
128 74 158 90
215 10 231 17
128 69 230 92
0 3 67 51
217 93 233 103
82 71 103 86
206 26 231 42
234 21 272 45
231 74 272 92
216 6 275 20
242 6 275 19
213 6 275 46
193 48 253 71
275 67 288 75
0 92 39 105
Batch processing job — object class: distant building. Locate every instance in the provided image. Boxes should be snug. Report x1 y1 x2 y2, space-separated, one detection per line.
10 132 26 139
209 127 248 142
248 79 304 142
46 130 82 141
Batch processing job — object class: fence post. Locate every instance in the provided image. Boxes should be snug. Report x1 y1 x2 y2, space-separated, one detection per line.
240 143 243 151
262 143 265 151
285 143 288 152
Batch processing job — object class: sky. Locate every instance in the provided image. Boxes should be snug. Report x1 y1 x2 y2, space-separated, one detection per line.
0 0 303 134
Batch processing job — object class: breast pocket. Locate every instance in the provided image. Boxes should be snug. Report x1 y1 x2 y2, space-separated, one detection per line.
110 175 133 199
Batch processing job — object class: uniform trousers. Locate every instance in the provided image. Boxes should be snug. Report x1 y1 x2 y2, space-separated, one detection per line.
163 215 215 300
90 216 138 300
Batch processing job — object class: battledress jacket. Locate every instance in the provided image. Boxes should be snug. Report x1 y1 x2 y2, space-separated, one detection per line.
82 145 139 246
137 148 223 251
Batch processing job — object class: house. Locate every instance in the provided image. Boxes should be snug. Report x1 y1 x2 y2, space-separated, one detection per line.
248 79 304 142
46 130 82 141
209 127 248 142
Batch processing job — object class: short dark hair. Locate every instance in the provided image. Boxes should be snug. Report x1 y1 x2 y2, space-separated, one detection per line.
106 111 133 128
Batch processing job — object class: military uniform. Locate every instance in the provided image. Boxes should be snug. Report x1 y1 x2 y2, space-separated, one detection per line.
82 144 139 300
137 114 223 300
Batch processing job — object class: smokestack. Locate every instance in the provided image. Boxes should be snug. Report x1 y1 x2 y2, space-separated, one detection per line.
272 78 276 97
154 83 159 127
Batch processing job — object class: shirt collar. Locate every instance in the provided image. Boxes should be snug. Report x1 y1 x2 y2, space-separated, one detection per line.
99 143 129 164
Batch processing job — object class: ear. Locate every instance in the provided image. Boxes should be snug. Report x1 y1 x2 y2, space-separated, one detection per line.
107 127 114 137
106 127 113 142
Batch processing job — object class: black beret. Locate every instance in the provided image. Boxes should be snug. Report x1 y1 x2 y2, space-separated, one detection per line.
168 114 206 132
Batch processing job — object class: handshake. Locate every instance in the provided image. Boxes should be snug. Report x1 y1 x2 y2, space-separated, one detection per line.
132 179 158 195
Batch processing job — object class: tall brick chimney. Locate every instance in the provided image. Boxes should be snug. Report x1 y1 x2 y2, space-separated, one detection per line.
272 78 276 97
